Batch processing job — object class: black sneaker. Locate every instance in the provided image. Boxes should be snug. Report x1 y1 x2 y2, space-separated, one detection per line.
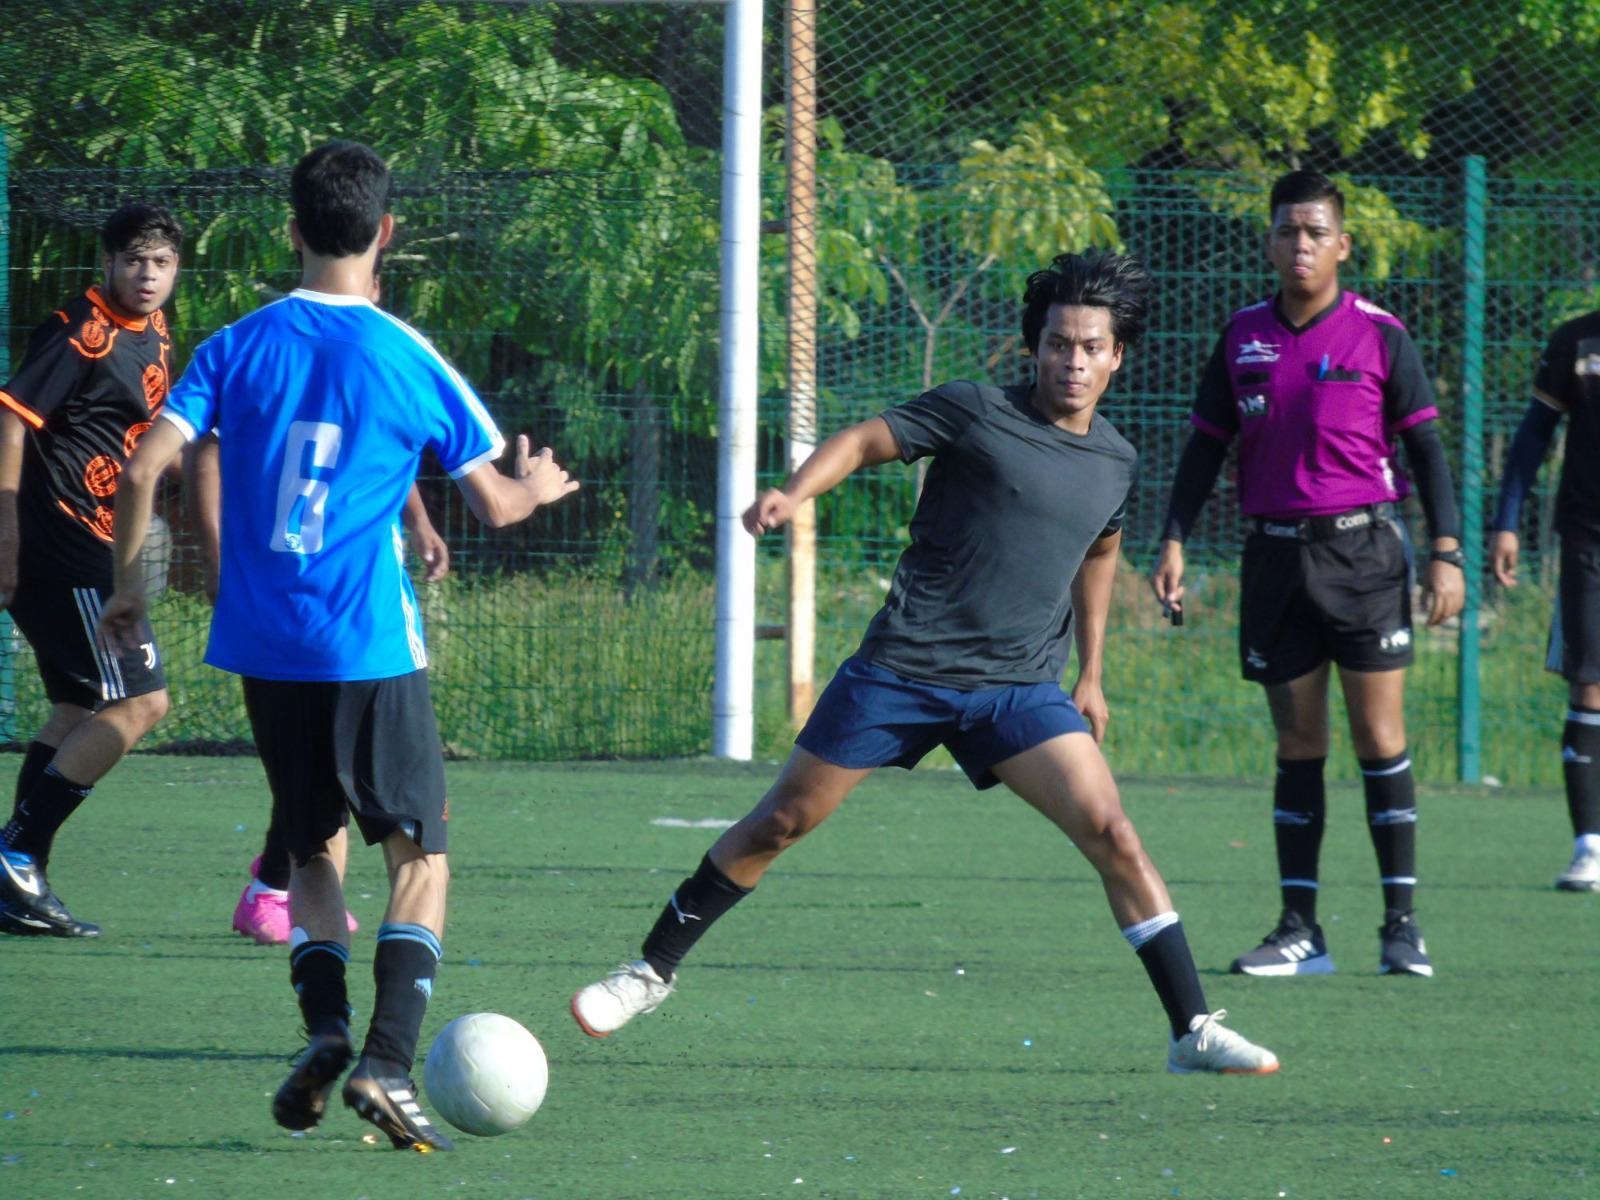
0 853 101 938
1377 910 1433 977
342 1058 455 1152
1229 909 1335 976
272 1028 354 1131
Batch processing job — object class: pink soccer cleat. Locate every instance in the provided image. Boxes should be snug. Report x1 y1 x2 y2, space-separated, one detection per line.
232 856 359 944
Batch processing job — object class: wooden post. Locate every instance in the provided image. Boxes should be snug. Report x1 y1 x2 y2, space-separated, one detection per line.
785 0 818 727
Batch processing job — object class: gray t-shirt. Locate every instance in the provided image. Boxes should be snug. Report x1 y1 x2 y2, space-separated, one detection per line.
855 380 1137 688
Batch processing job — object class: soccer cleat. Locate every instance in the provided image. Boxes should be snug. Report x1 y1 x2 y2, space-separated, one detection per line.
1228 910 1334 976
342 1058 455 1152
272 1028 354 1131
1167 1009 1280 1075
1555 843 1600 892
233 856 359 944
571 959 676 1038
1377 910 1434 977
0 851 100 938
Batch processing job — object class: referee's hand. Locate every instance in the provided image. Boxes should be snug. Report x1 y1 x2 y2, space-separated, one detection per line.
1421 555 1466 626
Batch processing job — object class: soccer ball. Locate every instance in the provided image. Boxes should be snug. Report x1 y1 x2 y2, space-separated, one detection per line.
422 1012 548 1136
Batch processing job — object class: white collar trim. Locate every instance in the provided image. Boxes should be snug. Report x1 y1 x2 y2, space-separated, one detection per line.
290 288 375 307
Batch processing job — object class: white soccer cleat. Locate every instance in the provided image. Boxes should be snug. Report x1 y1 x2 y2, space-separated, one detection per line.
1555 842 1600 892
571 959 676 1038
1167 1009 1280 1075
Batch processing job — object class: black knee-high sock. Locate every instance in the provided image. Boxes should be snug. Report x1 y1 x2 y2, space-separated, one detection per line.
290 940 351 1039
361 924 442 1074
1561 706 1600 837
1 765 93 867
257 828 295 891
1273 756 1326 923
1125 914 1208 1039
11 741 57 817
1360 749 1417 914
640 854 753 981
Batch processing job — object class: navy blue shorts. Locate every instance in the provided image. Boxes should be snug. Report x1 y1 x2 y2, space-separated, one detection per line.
795 656 1091 790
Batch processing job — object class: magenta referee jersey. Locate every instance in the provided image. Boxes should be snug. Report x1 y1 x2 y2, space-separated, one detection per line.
1189 290 1438 519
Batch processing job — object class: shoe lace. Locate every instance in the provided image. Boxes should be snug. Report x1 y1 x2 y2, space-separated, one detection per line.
1190 1009 1230 1053
603 962 667 1005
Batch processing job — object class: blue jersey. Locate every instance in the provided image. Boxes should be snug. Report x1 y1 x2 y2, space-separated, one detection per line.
162 289 504 681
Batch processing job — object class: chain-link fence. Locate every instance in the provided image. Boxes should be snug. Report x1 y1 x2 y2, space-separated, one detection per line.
4 1 1597 783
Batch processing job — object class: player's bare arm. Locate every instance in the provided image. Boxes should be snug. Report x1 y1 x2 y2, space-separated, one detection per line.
456 433 578 528
1071 528 1122 744
402 483 449 582
0 410 25 607
100 418 187 649
744 416 900 536
183 434 222 602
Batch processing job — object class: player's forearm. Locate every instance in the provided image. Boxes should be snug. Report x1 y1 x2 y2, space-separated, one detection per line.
402 483 436 538
183 436 222 560
111 471 158 596
464 472 540 528
1071 538 1120 682
0 411 26 498
1492 398 1562 532
779 418 898 506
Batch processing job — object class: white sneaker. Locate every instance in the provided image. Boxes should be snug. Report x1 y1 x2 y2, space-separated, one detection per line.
1167 1009 1280 1075
1555 842 1600 892
572 959 676 1038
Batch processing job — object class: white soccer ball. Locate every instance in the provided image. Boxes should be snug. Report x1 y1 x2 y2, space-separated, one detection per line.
422 1012 548 1136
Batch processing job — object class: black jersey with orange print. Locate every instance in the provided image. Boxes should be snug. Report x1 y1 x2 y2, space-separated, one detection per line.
0 287 172 582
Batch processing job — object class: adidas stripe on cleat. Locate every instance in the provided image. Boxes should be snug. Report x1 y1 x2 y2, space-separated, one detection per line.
1229 910 1333 976
342 1060 455 1152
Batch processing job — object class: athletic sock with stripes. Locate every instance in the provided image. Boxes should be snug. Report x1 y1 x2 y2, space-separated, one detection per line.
1561 705 1600 837
1360 749 1417 914
640 854 752 981
1124 914 1209 1040
0 764 93 868
361 924 442 1074
290 940 351 1039
1273 756 1326 923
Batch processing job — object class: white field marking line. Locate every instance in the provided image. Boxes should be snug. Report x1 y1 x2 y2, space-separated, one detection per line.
651 817 737 829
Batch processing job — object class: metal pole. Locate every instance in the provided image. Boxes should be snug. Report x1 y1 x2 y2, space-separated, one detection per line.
785 0 817 728
1458 155 1486 783
713 0 761 760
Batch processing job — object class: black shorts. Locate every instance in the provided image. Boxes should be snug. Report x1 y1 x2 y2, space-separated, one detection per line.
1239 517 1414 685
1547 533 1600 684
241 669 448 863
8 577 167 709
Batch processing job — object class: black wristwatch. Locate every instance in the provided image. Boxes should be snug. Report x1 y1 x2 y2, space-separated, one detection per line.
1429 547 1466 569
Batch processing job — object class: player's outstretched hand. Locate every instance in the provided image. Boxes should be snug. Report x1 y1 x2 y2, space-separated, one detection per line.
1490 530 1519 589
1150 539 1186 623
1422 557 1466 626
514 435 581 509
743 489 797 536
96 590 148 654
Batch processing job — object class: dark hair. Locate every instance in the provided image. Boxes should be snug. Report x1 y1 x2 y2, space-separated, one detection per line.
1020 249 1152 352
102 204 183 256
1269 170 1345 224
290 140 392 257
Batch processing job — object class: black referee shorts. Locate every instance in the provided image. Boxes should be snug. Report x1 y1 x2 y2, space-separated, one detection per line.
8 576 166 709
241 669 449 864
1239 517 1415 686
1547 532 1600 684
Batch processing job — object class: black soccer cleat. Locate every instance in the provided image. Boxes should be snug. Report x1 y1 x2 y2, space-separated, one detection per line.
272 1029 354 1131
342 1058 455 1152
0 853 101 938
1228 909 1334 976
1377 909 1434 977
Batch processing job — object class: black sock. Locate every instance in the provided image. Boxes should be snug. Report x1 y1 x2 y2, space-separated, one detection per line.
1273 756 1326 923
640 854 752 980
1562 707 1600 837
1 765 93 867
290 941 351 1039
1360 749 1417 913
257 831 294 891
360 925 442 1075
11 741 57 816
1129 918 1208 1039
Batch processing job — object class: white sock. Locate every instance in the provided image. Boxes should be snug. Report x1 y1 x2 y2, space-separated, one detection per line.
1577 833 1600 854
244 878 288 902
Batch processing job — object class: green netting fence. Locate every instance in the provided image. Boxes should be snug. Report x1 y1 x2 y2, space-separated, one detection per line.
4 1 1598 784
